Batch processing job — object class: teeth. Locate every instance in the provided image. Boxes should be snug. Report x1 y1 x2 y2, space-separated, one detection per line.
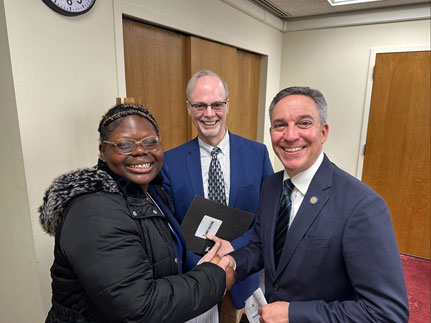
283 147 303 152
129 163 150 169
203 121 216 125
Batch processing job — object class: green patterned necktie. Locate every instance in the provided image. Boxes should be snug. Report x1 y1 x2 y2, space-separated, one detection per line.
274 179 293 268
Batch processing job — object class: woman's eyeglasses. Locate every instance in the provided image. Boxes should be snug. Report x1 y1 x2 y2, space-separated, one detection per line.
103 136 160 155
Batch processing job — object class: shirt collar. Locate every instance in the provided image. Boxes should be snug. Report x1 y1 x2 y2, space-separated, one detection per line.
198 129 230 156
283 152 324 195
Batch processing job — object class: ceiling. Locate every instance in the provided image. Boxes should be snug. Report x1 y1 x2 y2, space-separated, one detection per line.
249 0 430 19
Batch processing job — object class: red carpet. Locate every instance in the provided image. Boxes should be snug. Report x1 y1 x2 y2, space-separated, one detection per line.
400 254 430 323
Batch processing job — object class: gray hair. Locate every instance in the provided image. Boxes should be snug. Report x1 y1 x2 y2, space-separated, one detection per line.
186 70 229 102
269 86 328 125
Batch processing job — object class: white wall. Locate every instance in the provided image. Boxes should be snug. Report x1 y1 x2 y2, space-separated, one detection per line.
279 19 430 175
3 0 118 315
2 0 282 319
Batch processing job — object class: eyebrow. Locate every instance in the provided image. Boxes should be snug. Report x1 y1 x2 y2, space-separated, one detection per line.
192 101 224 104
297 114 314 120
272 114 314 123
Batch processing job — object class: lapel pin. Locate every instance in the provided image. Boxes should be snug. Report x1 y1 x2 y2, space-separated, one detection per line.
309 196 319 205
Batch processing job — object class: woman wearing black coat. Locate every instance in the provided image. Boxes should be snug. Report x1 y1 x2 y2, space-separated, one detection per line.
39 104 230 323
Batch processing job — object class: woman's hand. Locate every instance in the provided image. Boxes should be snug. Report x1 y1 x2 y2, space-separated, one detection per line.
206 254 236 291
224 264 236 291
197 240 236 291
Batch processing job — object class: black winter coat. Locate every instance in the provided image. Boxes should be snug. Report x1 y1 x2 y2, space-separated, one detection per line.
39 166 225 323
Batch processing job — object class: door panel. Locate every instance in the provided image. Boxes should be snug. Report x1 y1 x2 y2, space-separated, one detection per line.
123 19 188 151
362 51 430 258
234 49 260 141
187 36 260 140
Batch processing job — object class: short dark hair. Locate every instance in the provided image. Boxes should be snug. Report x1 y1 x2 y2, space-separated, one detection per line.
269 87 328 125
98 103 159 142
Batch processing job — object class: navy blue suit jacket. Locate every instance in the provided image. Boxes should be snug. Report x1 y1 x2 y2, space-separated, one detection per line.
232 155 409 322
161 132 273 308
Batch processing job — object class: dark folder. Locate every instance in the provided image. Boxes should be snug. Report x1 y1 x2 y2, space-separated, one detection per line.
181 196 255 256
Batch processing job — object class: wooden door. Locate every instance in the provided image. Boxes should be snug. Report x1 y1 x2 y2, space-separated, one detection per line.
187 36 261 140
234 49 261 141
362 51 430 258
123 19 188 151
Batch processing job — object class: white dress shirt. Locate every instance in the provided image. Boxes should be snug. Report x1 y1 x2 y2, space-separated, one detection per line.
283 152 324 227
198 130 230 204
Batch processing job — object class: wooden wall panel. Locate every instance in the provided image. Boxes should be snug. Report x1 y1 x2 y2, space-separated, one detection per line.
187 36 260 141
234 49 261 141
123 19 188 151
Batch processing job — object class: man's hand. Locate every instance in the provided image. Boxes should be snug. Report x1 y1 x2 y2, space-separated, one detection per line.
218 255 236 271
198 238 221 265
206 234 234 256
258 301 290 323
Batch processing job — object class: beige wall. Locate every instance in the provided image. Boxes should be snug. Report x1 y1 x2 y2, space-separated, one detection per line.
1 0 282 319
0 0 45 321
3 0 118 317
280 19 431 175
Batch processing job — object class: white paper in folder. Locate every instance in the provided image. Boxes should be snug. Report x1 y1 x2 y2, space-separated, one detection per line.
245 288 267 323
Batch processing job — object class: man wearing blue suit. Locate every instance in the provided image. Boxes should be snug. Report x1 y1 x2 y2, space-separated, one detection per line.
219 87 409 322
161 70 274 316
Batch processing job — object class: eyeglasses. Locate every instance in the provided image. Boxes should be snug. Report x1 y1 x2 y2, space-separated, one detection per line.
189 101 227 112
103 136 160 155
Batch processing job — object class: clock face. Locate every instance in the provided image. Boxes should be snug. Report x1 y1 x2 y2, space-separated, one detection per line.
42 0 96 16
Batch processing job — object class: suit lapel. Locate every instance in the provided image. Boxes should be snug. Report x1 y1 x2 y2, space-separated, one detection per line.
186 138 204 196
275 155 333 277
229 133 242 207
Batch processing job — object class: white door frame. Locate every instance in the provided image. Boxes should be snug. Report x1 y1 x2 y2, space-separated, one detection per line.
356 44 430 179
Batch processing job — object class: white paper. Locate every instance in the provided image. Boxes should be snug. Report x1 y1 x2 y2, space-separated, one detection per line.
184 304 218 323
194 215 222 238
245 288 267 323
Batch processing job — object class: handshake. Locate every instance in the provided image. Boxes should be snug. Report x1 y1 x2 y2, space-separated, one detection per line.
198 234 237 291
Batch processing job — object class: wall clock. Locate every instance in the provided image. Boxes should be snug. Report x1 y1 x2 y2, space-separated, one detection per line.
42 0 96 17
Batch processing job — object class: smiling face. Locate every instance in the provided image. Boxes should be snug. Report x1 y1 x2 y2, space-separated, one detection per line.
187 75 229 146
270 95 328 177
99 115 163 192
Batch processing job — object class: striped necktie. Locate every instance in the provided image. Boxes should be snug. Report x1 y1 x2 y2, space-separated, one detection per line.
274 179 294 268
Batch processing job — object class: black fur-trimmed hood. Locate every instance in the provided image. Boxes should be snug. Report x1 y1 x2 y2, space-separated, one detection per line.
39 168 120 236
